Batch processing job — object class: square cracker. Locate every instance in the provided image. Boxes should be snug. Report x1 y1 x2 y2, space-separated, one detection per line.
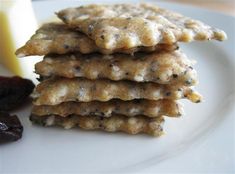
57 3 227 50
15 23 177 57
32 77 202 105
32 99 183 118
36 50 197 85
30 114 165 136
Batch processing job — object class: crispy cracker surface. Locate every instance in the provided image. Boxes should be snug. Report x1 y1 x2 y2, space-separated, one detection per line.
16 23 177 57
32 99 183 117
32 77 202 105
36 50 197 85
30 114 164 136
57 3 227 50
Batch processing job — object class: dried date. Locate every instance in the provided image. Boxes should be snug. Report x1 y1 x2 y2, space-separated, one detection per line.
0 111 23 143
0 76 35 111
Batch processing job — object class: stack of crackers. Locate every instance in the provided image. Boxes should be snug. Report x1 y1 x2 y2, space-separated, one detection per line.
16 4 226 136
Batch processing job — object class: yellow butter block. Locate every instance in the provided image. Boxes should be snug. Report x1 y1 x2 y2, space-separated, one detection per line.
0 0 41 82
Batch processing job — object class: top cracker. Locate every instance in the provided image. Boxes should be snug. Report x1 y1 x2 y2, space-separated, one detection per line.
57 3 227 50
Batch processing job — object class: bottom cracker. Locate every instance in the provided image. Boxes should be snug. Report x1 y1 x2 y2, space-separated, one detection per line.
30 114 164 136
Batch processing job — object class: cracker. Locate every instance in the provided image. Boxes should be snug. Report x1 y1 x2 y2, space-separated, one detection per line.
32 99 183 118
36 50 197 85
57 3 227 50
30 114 164 136
15 23 177 57
32 77 202 105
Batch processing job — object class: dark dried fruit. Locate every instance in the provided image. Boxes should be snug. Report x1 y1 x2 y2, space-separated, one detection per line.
0 76 35 111
0 111 23 143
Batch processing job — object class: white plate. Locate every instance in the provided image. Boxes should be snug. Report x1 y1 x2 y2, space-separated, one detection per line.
1 0 235 173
